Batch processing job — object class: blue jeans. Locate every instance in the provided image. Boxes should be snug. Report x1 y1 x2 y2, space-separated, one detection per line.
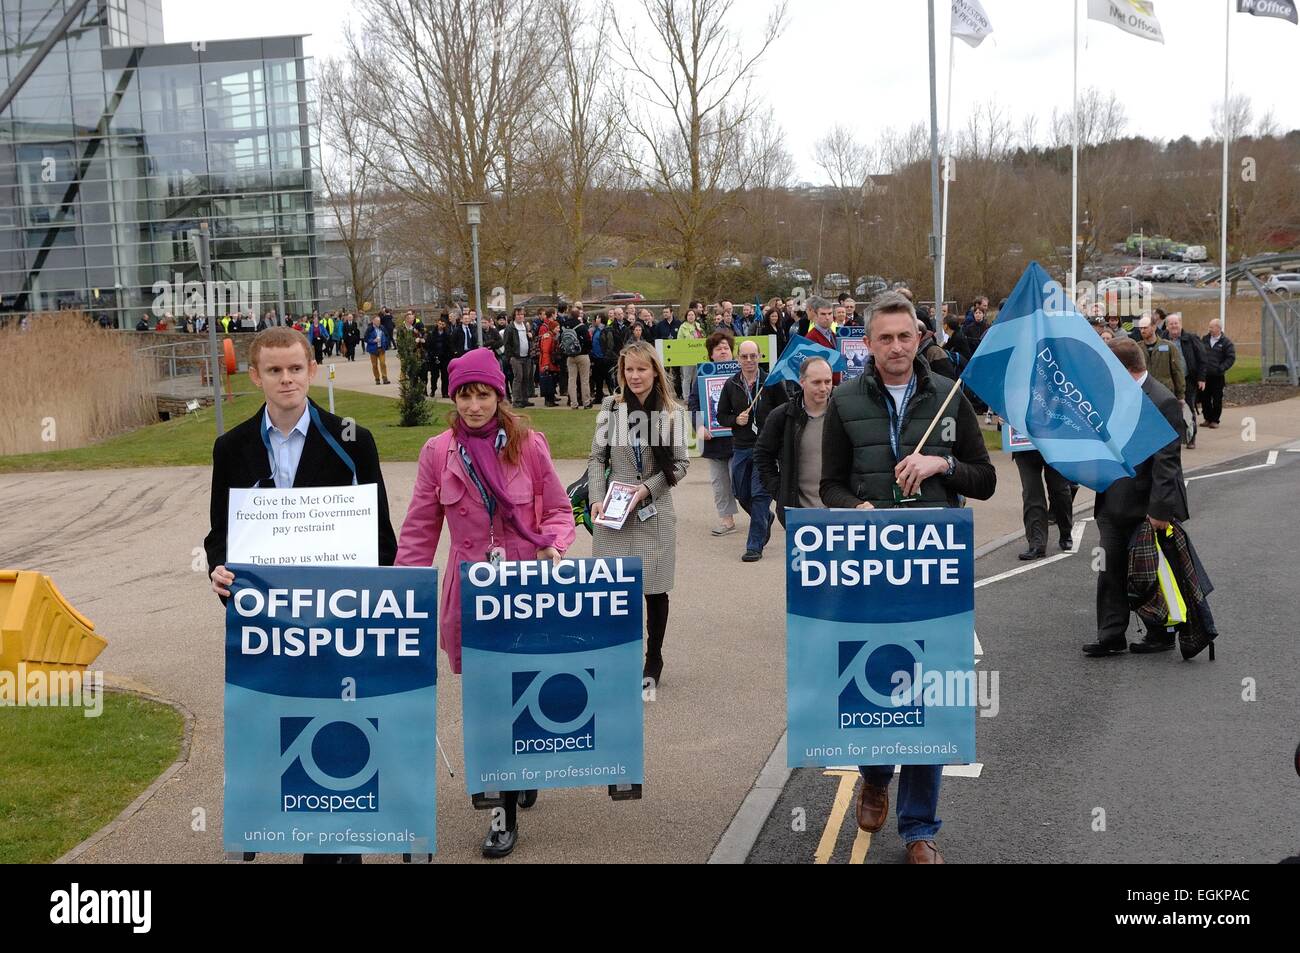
729 448 771 553
859 764 942 843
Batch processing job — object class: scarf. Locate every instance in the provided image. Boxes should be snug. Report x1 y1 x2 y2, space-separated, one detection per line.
622 388 679 488
452 417 556 550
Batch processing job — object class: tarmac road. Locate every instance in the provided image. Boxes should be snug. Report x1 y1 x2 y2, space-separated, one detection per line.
746 445 1300 864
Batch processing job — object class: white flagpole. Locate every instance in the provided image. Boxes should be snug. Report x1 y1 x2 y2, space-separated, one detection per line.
938 27 955 342
1070 0 1079 306
1220 0 1231 333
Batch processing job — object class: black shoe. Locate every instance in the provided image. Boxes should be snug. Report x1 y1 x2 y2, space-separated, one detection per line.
517 789 538 810
741 549 762 562
482 826 517 858
1082 639 1128 657
544 400 559 407
1129 636 1176 654
1017 547 1046 561
382 379 391 385
1059 533 1073 552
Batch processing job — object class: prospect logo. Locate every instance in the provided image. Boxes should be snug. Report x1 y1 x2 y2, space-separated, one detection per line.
511 669 596 755
837 638 926 730
279 716 380 813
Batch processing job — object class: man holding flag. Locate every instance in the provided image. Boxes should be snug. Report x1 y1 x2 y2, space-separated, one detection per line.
959 262 1184 657
819 290 995 863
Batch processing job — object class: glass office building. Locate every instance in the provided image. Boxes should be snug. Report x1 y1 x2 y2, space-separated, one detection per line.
0 0 319 325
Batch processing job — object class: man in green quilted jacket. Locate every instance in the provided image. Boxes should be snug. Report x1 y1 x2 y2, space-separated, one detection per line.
819 289 996 864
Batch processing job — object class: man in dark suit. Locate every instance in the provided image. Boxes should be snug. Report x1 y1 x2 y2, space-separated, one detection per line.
204 327 397 863
1083 336 1189 658
451 308 479 358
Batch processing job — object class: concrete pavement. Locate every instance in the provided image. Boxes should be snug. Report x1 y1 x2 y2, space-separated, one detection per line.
2 393 1297 863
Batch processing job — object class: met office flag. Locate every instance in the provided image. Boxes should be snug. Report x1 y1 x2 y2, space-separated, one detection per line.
764 332 846 387
1238 0 1298 25
959 261 1177 492
1088 0 1165 43
951 0 994 47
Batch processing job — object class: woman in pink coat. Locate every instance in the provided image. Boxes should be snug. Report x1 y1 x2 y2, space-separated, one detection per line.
396 347 574 859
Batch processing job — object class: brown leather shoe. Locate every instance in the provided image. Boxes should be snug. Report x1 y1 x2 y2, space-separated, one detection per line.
905 840 944 864
855 781 889 833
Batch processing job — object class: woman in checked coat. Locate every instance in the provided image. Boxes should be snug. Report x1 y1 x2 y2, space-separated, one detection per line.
588 341 689 687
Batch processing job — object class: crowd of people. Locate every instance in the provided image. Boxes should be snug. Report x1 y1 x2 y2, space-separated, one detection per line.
202 277 1215 864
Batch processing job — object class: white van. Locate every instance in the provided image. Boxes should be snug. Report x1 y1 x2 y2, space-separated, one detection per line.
1182 245 1208 262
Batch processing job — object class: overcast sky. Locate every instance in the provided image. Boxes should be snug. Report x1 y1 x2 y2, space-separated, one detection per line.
162 0 1300 182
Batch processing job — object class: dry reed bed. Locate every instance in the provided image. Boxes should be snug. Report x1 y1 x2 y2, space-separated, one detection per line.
0 313 157 456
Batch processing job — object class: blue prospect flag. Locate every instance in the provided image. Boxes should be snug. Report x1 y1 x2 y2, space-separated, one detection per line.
960 261 1177 492
765 332 846 386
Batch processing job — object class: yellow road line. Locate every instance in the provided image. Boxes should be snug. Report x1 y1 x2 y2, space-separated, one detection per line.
814 770 859 864
849 827 873 864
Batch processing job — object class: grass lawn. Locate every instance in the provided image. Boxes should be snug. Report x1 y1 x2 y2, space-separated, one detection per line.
1226 354 1261 385
0 693 184 863
0 387 605 472
607 267 678 302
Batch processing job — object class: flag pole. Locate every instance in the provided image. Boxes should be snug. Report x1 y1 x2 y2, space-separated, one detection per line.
938 26 956 343
914 376 965 453
1219 0 1232 333
928 0 944 315
1070 0 1080 306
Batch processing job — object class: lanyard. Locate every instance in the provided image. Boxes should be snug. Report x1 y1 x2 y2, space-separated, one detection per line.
260 403 358 486
456 429 508 527
631 431 645 478
885 375 917 462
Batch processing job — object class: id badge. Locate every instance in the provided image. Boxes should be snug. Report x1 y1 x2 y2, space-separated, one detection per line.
637 503 658 522
487 546 506 564
892 482 921 505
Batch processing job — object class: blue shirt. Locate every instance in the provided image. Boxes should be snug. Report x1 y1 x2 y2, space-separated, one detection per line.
263 404 310 488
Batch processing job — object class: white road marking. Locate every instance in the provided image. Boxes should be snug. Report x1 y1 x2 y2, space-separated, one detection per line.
1185 450 1279 482
826 763 985 778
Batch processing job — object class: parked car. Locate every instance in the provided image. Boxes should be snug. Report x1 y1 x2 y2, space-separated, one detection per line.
1164 243 1188 261
1189 265 1218 284
1172 265 1199 283
1181 245 1208 263
586 257 619 269
822 273 849 290
600 291 645 304
855 276 888 297
1265 273 1300 296
717 256 742 269
1098 276 1153 298
789 268 812 284
1129 263 1156 280
1149 264 1178 281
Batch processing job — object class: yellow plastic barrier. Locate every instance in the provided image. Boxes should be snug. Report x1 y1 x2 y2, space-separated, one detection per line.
0 570 107 677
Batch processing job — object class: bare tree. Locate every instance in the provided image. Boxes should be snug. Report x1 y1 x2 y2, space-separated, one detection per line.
347 0 555 308
314 58 396 312
541 0 623 297
814 125 874 289
611 0 787 305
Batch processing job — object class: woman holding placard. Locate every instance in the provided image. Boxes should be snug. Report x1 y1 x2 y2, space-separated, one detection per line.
588 341 689 689
395 347 575 859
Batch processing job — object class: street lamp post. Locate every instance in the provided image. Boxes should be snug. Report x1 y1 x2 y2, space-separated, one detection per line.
190 222 223 435
459 200 486 346
271 242 287 326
